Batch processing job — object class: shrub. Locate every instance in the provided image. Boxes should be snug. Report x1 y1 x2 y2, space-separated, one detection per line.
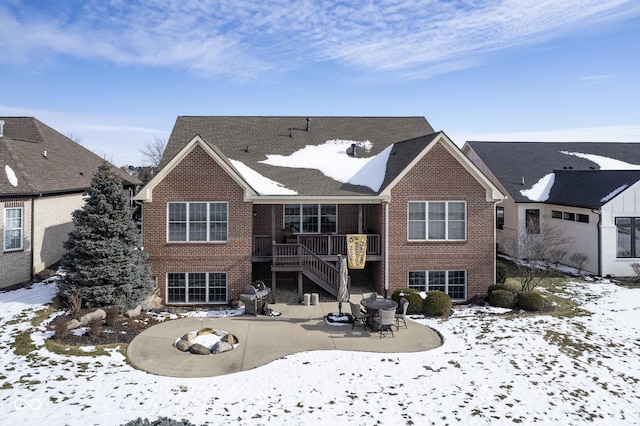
423 290 452 316
518 291 546 312
53 321 69 342
496 262 507 284
105 308 121 327
487 283 510 296
488 289 517 308
391 288 423 315
65 293 83 317
86 317 103 339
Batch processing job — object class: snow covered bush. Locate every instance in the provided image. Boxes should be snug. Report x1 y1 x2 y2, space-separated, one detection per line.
59 163 155 313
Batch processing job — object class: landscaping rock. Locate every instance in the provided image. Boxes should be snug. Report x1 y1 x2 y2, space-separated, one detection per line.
79 309 106 326
140 290 163 311
65 319 81 331
212 341 233 354
197 328 214 336
189 343 211 355
175 339 191 352
181 331 197 342
222 333 238 345
126 304 142 318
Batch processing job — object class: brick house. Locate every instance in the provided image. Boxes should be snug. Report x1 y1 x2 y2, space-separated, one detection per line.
0 117 138 288
134 116 503 305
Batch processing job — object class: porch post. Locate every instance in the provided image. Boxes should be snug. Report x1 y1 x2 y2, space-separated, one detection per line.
358 204 363 234
271 269 277 303
298 271 303 303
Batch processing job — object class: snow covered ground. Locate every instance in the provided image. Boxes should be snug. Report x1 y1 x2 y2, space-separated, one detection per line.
1 278 639 425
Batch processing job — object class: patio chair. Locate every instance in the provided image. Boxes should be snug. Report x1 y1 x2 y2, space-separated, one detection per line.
373 308 395 338
362 291 381 300
395 297 409 330
350 302 371 330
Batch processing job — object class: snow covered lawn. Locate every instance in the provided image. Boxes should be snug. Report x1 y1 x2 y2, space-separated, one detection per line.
1 278 639 425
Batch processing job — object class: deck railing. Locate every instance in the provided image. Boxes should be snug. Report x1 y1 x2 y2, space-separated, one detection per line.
253 233 380 257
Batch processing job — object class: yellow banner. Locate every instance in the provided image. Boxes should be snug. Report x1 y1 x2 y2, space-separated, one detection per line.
346 234 367 269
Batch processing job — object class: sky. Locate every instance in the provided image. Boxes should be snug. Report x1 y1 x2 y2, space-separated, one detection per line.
2 273 639 424
1 0 640 167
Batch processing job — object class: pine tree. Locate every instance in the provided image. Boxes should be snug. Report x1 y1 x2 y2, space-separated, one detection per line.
60 163 154 312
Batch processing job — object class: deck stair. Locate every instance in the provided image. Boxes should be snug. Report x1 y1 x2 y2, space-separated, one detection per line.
271 243 339 297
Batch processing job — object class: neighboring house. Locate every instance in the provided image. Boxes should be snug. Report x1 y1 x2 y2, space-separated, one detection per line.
134 116 504 306
0 117 138 289
463 141 640 277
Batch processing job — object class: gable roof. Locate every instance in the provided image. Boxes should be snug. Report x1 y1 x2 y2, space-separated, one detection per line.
155 116 436 199
0 117 138 196
546 170 640 209
465 141 640 204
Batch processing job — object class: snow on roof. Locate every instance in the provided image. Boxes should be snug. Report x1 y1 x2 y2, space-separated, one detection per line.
520 173 555 202
229 159 297 195
5 165 18 187
259 139 390 192
560 151 640 170
601 184 628 203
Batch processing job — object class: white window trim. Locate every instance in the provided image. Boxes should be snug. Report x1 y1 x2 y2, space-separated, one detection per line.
283 203 338 234
3 207 24 252
408 270 467 301
167 202 228 243
407 201 467 241
166 272 228 304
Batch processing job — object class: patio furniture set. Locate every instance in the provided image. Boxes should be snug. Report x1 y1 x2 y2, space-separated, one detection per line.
350 292 409 338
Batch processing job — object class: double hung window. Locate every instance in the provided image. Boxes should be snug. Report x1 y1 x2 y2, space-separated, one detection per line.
3 207 23 251
408 201 466 240
284 204 337 233
408 270 467 300
167 272 227 304
168 202 228 242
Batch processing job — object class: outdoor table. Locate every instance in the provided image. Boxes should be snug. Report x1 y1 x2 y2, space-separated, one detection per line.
360 298 398 329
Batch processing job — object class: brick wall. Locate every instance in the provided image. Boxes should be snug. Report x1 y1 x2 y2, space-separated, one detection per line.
0 198 32 288
386 141 496 299
142 145 253 304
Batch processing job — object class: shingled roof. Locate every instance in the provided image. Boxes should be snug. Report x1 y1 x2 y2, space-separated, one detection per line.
160 116 435 197
465 141 640 204
0 117 138 196
546 170 640 209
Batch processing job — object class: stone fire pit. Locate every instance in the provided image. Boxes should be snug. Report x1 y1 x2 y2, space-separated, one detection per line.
174 327 239 355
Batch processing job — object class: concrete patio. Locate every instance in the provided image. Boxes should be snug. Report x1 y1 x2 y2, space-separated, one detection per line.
127 301 443 378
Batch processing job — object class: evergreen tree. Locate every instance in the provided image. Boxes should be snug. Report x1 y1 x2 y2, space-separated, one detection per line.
60 163 154 312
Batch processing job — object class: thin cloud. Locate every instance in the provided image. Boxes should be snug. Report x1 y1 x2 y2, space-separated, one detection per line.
1 1 639 79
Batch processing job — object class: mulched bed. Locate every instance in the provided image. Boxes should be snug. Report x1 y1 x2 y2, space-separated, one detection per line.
48 309 161 346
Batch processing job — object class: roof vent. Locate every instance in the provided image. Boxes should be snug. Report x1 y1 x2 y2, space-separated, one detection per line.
347 143 357 157
306 117 311 132
0 120 4 138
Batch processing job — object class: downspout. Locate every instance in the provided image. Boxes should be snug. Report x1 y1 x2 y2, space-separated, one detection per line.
595 210 602 276
384 200 389 297
30 196 36 282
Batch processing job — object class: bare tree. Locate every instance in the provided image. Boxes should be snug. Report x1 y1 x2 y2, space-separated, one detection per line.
140 135 167 168
65 132 83 145
507 221 572 292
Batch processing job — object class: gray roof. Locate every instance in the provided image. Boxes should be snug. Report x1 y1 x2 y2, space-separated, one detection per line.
466 141 640 204
0 117 138 196
162 116 435 197
547 170 640 209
